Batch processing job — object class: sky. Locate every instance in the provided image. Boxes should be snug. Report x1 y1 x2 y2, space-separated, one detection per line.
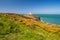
0 0 60 14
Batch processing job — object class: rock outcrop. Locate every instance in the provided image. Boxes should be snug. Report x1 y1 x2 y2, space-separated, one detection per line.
23 14 40 21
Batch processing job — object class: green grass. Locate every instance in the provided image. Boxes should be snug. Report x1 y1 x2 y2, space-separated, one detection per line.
0 14 60 40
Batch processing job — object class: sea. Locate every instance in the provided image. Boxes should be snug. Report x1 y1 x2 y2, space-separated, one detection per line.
34 14 60 25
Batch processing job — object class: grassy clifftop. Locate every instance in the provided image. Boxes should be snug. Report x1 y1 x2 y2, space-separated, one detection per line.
0 13 60 40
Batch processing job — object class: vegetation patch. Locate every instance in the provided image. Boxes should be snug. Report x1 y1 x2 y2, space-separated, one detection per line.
0 13 60 40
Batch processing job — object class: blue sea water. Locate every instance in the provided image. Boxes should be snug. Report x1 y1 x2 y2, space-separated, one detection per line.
34 14 60 25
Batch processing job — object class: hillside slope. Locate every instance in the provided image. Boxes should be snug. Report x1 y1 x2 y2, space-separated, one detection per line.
0 13 60 40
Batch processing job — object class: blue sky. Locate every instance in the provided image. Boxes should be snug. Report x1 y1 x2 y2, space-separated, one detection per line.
0 0 60 14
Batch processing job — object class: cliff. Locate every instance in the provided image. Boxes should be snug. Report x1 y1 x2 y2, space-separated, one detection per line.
0 13 60 32
0 13 60 40
23 14 40 21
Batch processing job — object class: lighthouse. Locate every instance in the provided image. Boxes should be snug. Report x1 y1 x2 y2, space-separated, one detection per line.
29 12 32 14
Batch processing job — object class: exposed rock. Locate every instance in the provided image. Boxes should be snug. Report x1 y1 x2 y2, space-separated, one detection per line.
23 14 40 21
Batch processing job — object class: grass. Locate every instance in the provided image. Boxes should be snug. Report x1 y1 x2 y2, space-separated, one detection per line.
0 13 60 40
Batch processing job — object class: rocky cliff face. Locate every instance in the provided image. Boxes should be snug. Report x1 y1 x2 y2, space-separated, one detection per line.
23 14 40 21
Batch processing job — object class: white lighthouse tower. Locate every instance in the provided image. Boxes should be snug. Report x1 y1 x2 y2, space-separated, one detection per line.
29 12 32 14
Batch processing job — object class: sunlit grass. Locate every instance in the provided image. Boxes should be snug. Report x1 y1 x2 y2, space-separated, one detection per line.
0 13 60 40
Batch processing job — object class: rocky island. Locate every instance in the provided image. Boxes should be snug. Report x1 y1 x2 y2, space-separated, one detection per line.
0 13 60 40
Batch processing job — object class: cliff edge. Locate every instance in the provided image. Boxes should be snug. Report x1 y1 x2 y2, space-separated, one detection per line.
0 13 60 40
